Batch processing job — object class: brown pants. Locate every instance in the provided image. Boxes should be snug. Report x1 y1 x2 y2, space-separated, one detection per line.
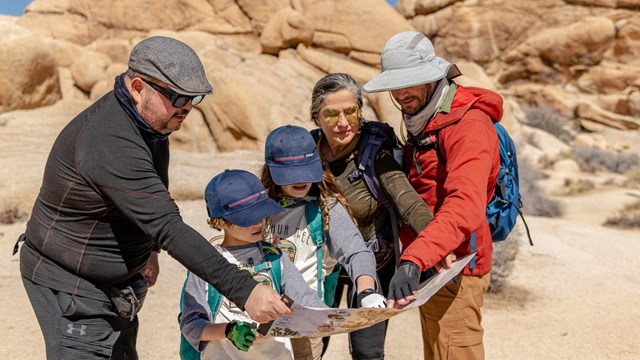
291 336 323 360
420 273 490 360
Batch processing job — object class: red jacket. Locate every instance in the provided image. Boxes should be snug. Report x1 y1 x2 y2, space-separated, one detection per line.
400 85 502 276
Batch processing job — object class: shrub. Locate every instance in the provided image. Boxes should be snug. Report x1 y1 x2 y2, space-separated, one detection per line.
562 178 595 195
490 156 561 292
572 146 640 174
604 199 640 229
489 238 519 293
519 157 564 217
0 205 26 224
523 106 574 142
623 168 640 189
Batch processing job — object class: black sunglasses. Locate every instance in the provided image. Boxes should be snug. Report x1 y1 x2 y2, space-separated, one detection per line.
141 78 204 108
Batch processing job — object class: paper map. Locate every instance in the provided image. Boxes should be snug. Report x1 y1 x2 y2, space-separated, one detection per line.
264 253 475 338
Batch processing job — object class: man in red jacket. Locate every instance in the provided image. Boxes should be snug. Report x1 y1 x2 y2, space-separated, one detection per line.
364 31 502 360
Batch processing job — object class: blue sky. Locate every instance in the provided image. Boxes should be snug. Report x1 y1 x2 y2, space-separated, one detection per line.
0 0 31 16
1 0 398 16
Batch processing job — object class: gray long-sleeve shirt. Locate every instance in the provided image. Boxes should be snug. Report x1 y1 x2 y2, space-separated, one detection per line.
180 242 326 359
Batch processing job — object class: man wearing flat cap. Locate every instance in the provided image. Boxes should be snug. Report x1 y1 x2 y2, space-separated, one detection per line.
364 31 504 360
16 36 291 359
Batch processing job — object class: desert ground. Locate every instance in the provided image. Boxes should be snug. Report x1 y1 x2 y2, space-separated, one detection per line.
1 147 639 359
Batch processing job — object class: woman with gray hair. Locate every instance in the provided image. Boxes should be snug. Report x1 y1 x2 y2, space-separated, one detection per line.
310 73 434 359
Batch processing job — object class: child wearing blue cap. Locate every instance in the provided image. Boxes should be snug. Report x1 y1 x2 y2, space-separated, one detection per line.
261 125 385 360
179 169 327 360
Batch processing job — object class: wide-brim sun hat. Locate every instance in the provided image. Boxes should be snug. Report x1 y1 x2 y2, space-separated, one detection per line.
363 31 461 93
265 125 323 186
205 169 284 227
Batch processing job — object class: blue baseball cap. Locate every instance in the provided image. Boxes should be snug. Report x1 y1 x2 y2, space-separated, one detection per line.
265 125 323 186
205 169 284 227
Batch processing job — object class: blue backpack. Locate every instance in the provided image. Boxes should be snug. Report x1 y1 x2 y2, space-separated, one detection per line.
434 121 533 255
177 241 283 360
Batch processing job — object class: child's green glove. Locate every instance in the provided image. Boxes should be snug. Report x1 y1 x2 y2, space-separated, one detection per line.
225 320 257 352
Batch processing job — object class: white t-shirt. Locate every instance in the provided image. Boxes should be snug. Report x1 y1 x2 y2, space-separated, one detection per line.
267 201 338 292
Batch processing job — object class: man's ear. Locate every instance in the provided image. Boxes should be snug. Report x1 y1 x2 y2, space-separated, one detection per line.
129 77 145 105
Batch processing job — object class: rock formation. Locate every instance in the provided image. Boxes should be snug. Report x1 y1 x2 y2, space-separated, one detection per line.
1 0 639 219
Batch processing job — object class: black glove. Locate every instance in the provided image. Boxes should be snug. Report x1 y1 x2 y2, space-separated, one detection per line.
387 261 420 301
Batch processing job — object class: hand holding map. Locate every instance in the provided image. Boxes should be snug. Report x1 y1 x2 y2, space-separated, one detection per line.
262 253 475 338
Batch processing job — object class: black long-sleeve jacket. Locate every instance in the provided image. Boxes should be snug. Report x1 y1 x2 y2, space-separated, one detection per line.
20 91 257 307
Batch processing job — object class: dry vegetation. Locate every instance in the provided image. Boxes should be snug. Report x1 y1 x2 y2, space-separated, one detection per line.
523 107 576 142
604 198 640 229
489 238 520 293
519 157 564 217
572 146 640 174
561 177 596 195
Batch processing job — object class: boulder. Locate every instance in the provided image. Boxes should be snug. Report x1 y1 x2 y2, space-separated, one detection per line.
610 14 640 65
297 44 379 85
170 108 218 153
576 101 640 130
70 50 111 93
198 53 323 152
260 8 314 54
301 0 413 54
43 38 84 67
500 16 615 83
188 0 253 34
0 22 61 112
17 12 103 46
576 62 640 94
236 0 290 27
312 31 351 53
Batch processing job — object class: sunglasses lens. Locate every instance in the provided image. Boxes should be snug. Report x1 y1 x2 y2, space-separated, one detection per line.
173 95 204 108
345 111 359 122
191 95 204 106
323 109 359 126
324 115 339 126
173 97 188 108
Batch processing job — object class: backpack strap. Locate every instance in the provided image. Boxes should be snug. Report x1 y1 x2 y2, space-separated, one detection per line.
469 233 476 270
304 201 344 306
178 243 284 360
178 272 223 360
357 122 402 266
257 241 283 294
305 201 325 299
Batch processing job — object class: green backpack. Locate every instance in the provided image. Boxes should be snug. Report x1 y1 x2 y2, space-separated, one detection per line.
305 201 342 307
178 241 283 360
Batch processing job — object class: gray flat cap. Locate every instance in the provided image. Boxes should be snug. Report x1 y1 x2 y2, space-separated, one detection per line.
128 36 213 96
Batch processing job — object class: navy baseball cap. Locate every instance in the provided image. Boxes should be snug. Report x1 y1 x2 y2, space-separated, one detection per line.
265 125 323 186
205 169 284 227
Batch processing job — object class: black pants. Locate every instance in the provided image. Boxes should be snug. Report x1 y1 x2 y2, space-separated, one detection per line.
323 258 395 360
22 276 139 359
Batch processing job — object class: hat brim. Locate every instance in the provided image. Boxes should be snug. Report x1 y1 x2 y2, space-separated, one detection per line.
363 59 459 93
269 159 323 186
224 196 284 227
166 82 213 97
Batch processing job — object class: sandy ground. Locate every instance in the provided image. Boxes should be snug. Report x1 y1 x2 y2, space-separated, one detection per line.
2 182 639 359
